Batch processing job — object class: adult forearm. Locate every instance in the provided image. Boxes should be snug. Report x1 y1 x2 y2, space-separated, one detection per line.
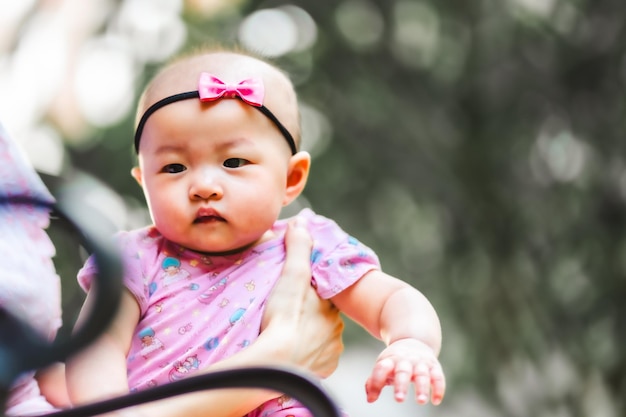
114 387 274 417
67 309 335 417
68 328 296 417
129 319 335 417
110 334 294 417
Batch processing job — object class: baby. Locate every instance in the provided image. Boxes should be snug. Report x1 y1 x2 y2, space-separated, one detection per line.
68 48 446 416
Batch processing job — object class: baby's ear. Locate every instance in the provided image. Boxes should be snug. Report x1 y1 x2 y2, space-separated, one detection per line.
283 151 311 206
130 166 143 187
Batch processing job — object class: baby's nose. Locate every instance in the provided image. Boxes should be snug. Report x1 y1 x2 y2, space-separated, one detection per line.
189 169 223 200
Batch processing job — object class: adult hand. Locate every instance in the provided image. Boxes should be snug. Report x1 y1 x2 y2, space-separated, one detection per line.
261 217 344 378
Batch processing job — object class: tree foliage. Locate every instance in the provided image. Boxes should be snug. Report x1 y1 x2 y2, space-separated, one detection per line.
54 0 626 414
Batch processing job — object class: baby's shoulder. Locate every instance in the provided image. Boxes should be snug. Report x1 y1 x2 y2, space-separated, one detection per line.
299 208 349 240
283 207 341 229
275 208 355 252
113 226 165 254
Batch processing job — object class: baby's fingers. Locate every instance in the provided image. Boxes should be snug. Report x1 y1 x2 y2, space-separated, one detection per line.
428 362 446 405
412 361 446 405
365 358 394 403
413 362 431 404
366 358 414 403
391 360 413 402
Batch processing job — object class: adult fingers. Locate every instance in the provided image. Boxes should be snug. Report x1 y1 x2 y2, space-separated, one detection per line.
261 218 312 330
276 217 313 298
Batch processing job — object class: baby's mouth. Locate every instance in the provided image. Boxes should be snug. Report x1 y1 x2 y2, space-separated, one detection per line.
194 214 225 224
194 208 225 224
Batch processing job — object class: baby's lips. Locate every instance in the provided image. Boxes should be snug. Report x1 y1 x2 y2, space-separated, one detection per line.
194 207 225 222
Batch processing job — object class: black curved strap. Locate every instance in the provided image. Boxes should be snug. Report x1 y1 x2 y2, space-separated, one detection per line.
0 193 342 417
45 367 342 417
0 193 122 397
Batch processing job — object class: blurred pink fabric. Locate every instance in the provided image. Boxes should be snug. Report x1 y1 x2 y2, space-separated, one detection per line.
0 123 61 416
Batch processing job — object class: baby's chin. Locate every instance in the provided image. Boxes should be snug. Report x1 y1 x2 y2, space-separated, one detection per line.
171 228 277 256
193 243 256 257
188 236 267 256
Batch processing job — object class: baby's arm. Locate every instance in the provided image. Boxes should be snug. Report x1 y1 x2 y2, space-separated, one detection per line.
331 270 446 405
35 362 71 408
66 288 142 403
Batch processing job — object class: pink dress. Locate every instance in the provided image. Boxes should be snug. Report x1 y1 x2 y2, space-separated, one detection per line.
0 123 61 416
78 208 379 416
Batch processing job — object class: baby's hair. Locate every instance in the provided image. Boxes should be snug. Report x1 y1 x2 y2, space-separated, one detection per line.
134 42 302 149
173 42 288 78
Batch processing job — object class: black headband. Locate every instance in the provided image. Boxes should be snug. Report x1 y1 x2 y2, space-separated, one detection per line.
134 91 297 155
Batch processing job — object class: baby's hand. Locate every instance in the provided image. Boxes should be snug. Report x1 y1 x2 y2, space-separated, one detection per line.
365 338 445 405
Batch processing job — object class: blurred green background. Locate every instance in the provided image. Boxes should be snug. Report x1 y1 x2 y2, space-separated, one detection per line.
2 0 625 415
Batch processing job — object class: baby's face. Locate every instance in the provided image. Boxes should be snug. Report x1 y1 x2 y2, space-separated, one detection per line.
132 52 308 254
135 96 295 254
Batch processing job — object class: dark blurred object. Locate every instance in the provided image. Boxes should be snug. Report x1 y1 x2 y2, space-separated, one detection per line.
0 192 342 417
43 367 341 417
0 191 123 412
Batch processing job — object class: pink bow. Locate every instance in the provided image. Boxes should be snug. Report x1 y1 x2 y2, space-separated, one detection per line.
197 73 265 106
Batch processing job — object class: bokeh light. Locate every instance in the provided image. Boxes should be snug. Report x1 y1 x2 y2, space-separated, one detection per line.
74 37 136 128
115 0 187 63
238 8 298 57
390 1 440 69
299 102 332 158
334 0 384 51
530 120 588 184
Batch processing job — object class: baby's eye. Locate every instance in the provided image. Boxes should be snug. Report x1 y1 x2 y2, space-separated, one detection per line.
161 163 186 173
223 158 249 168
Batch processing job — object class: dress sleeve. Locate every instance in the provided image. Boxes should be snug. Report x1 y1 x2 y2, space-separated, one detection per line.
301 209 381 299
77 230 151 315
